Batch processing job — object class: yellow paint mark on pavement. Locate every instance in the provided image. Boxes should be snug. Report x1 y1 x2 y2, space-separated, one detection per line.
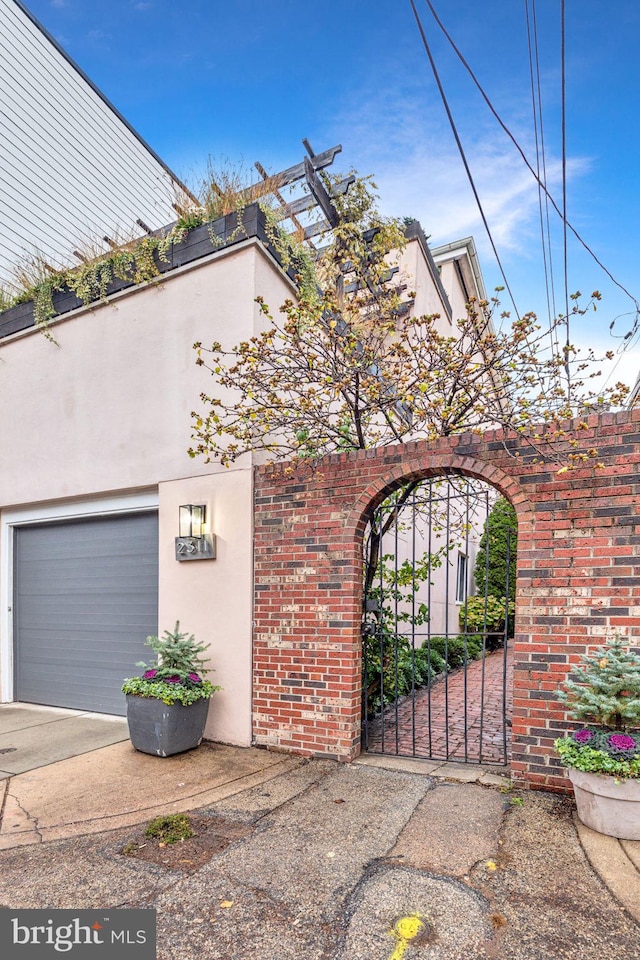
389 914 424 959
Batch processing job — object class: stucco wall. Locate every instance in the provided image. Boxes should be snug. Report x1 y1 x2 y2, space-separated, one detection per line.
158 470 254 745
436 259 468 321
397 239 453 325
0 240 293 745
0 240 292 506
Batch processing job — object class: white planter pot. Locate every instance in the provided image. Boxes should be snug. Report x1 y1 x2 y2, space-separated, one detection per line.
568 767 640 840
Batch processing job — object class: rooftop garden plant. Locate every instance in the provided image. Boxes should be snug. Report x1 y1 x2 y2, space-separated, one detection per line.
0 157 318 337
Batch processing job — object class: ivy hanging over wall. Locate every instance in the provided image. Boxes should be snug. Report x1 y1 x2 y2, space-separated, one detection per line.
0 157 321 340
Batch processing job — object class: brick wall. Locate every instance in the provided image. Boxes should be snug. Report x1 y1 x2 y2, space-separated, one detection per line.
253 409 640 791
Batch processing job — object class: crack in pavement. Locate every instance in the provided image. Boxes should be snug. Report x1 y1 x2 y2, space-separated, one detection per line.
3 787 44 843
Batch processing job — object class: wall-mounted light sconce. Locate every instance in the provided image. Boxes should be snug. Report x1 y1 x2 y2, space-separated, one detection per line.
175 504 216 561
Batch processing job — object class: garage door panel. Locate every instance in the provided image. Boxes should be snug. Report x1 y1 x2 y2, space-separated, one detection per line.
21 593 155 630
14 512 158 715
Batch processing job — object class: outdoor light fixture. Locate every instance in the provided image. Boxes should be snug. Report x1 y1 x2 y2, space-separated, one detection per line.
175 504 216 561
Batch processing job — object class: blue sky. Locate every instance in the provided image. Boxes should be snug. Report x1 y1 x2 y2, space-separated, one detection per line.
25 0 640 390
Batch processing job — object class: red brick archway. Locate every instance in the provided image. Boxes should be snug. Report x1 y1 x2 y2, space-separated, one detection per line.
253 410 640 791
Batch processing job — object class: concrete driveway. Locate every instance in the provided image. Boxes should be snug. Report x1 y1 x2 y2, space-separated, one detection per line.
0 703 129 778
0 703 304 847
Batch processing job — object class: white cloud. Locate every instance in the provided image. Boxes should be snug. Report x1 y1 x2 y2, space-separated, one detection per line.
330 83 589 260
324 78 610 337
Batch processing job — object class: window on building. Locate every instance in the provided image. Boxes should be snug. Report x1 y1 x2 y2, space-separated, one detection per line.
456 552 468 604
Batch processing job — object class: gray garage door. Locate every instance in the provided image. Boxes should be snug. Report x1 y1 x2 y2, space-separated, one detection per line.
14 512 158 716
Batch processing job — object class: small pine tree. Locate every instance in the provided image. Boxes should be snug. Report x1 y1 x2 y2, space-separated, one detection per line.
138 622 211 681
559 636 640 731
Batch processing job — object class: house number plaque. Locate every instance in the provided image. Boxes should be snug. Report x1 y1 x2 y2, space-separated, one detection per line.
174 535 216 561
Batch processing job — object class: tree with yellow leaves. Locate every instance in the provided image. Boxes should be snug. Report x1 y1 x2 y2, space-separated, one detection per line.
189 175 625 470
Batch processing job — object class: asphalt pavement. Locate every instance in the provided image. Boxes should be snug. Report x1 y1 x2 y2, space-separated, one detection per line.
0 704 638 959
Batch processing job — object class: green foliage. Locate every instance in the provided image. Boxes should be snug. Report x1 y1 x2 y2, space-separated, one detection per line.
261 205 318 303
120 675 217 706
6 232 176 335
363 630 446 714
2 157 285 337
557 636 640 730
363 630 488 716
144 814 194 845
555 734 640 780
459 595 515 636
179 157 319 299
555 637 640 779
190 173 424 468
396 644 445 693
137 621 211 680
0 285 15 312
362 480 489 715
363 543 447 713
369 550 446 627
427 634 484 668
474 498 518 601
122 622 221 704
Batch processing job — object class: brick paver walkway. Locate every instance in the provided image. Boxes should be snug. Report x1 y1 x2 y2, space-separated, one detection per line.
366 643 513 765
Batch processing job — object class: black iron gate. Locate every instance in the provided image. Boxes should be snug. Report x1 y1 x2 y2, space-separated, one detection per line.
361 476 515 765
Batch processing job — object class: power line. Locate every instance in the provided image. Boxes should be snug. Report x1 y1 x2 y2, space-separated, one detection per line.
561 0 571 400
525 0 555 337
530 0 558 323
421 0 640 320
408 0 521 320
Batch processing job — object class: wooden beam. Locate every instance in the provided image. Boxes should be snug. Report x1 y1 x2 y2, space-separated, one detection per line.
300 218 330 241
275 174 356 222
304 157 340 228
238 144 342 201
254 160 308 239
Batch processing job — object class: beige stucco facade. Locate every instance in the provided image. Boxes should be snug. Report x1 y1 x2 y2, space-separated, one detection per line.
0 238 294 745
0 221 485 748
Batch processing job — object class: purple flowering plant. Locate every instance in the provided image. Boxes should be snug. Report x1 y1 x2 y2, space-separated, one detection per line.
572 728 593 744
555 636 640 779
122 622 220 706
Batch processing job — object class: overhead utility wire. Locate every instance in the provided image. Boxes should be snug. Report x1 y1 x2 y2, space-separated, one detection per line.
421 0 640 318
530 0 558 322
600 317 640 393
561 0 571 399
524 0 555 336
408 0 521 320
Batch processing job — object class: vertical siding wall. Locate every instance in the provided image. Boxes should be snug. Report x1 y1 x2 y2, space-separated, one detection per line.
0 0 184 289
253 409 640 792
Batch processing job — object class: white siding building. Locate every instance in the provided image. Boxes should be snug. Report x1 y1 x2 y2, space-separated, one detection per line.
0 0 191 292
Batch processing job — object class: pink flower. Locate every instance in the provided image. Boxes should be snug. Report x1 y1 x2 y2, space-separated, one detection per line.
608 733 636 751
143 669 157 680
573 729 593 744
165 675 181 684
188 672 201 683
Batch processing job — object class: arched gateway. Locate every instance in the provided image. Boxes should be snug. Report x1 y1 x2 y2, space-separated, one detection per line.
252 410 640 791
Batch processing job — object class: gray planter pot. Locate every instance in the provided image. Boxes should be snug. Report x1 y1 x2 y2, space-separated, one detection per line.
569 767 640 840
126 694 210 757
